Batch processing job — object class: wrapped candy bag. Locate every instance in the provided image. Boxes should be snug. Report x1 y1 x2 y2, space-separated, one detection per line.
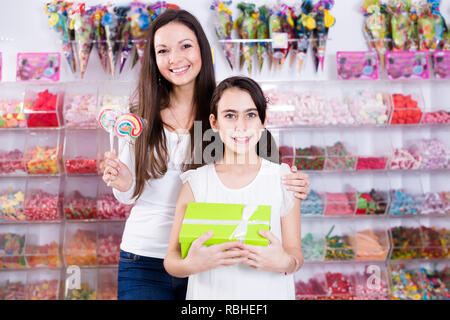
115 5 133 74
312 0 335 72
387 0 415 51
362 0 391 67
235 2 258 74
280 4 295 72
69 3 95 79
211 1 236 70
268 4 284 71
45 1 77 74
292 0 315 73
92 5 109 73
130 1 151 69
418 0 446 52
256 5 270 72
102 4 120 77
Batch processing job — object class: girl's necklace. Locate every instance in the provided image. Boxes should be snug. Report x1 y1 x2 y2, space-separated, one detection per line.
168 106 191 145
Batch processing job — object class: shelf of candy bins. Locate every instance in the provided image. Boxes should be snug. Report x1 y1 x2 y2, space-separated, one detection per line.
294 261 391 300
0 266 118 300
0 223 62 270
263 80 450 129
0 269 62 300
63 221 124 268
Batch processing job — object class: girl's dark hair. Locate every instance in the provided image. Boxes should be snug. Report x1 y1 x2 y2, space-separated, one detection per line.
209 76 280 164
131 9 216 200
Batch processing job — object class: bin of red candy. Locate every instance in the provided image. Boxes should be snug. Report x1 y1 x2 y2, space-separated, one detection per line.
64 130 99 175
23 89 63 128
0 149 26 175
390 93 422 125
25 224 61 268
97 222 124 265
25 177 61 221
0 271 27 300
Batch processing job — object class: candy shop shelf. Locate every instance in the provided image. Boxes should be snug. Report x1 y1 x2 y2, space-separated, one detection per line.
0 223 63 269
63 221 124 268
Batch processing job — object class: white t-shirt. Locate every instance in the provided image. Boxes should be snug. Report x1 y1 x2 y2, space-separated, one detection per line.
180 159 296 300
113 127 190 259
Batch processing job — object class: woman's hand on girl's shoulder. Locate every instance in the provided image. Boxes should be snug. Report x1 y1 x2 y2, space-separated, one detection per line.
282 166 310 200
184 231 249 274
102 151 133 192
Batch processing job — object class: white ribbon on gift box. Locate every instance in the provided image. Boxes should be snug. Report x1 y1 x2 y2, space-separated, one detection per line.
182 205 269 242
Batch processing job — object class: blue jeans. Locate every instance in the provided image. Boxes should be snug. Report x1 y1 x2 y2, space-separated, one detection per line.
118 250 188 300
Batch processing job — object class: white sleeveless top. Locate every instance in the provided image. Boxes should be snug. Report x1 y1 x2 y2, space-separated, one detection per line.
180 159 296 300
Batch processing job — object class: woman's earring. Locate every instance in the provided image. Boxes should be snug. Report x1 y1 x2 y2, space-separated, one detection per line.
158 75 162 85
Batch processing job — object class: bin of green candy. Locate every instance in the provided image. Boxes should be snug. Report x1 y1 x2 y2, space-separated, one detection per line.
179 203 270 259
301 232 325 261
324 225 355 261
389 226 423 260
295 145 325 171
300 190 324 216
325 141 357 171
355 189 388 216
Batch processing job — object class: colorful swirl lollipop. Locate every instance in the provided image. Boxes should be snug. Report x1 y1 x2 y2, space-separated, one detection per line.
98 106 122 152
114 113 144 140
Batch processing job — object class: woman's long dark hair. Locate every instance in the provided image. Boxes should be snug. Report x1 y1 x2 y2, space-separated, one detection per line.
209 76 280 164
132 9 216 200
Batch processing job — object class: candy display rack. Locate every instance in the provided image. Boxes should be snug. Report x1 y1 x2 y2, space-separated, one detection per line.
63 176 99 221
63 130 99 175
25 223 62 268
63 222 97 266
97 179 133 221
25 177 62 222
0 130 27 176
301 219 326 262
24 129 63 176
388 172 425 216
323 219 356 261
419 216 449 260
0 269 27 300
23 85 64 128
323 174 357 217
63 83 98 129
421 172 450 215
25 268 61 300
353 218 390 261
0 224 27 269
353 262 390 300
63 266 97 300
97 221 124 266
0 82 26 129
0 177 27 222
388 217 424 260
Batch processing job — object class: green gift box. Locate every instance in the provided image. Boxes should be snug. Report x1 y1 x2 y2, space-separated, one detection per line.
179 202 271 259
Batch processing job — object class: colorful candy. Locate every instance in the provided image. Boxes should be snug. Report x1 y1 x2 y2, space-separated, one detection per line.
0 188 26 221
25 190 60 221
420 226 448 259
65 282 96 300
324 226 355 260
421 110 450 124
0 233 26 268
390 226 423 259
24 146 60 175
301 232 325 261
97 193 133 220
0 150 26 175
64 192 97 220
356 190 388 215
300 190 324 215
390 94 422 125
24 90 59 128
114 113 144 140
65 158 98 174
26 280 59 300
325 141 356 170
64 229 97 266
0 281 26 300
64 93 98 128
0 99 26 128
97 234 121 265
25 241 60 268
325 271 355 300
355 229 388 260
390 264 424 300
324 193 356 216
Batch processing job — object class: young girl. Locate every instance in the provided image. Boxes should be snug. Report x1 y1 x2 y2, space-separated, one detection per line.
164 76 303 300
103 9 309 300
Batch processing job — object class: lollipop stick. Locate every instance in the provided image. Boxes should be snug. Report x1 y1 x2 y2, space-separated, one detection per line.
107 132 114 187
